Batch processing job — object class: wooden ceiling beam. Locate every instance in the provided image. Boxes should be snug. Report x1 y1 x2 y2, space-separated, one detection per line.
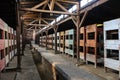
20 8 77 15
55 1 68 12
20 2 38 5
43 18 55 20
57 0 78 4
50 0 55 11
28 24 50 27
32 0 48 9
41 18 49 25
57 16 72 25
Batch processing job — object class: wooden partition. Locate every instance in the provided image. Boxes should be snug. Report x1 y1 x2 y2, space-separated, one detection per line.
65 29 76 57
104 18 120 77
14 31 17 55
0 19 5 71
57 32 60 52
60 31 65 54
86 24 103 68
48 34 53 49
79 27 86 61
65 30 69 54
42 36 46 47
53 34 55 50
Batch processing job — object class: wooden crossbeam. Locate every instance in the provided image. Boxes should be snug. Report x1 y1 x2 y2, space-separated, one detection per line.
57 0 78 4
57 16 72 25
50 0 55 11
55 1 68 12
20 2 38 5
28 24 50 26
20 8 77 15
41 18 49 25
32 0 48 9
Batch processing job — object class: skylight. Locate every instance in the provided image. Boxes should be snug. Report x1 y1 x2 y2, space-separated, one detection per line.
81 0 94 7
50 0 94 25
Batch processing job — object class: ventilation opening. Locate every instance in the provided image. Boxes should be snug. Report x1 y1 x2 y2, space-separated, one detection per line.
87 47 95 54
106 29 118 40
88 32 95 39
79 46 84 52
80 34 83 40
106 49 119 60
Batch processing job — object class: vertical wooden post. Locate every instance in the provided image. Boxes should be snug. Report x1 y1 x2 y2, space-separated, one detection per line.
16 0 21 70
45 30 48 50
41 32 43 47
53 25 58 54
21 19 25 55
76 1 80 64
40 33 42 46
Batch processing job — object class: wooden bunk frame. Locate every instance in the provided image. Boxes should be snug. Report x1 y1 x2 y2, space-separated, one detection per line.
104 18 120 78
86 24 104 68
79 27 86 61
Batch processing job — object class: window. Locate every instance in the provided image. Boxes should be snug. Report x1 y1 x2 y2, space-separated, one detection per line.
88 32 95 39
106 49 119 60
87 47 95 54
106 30 118 40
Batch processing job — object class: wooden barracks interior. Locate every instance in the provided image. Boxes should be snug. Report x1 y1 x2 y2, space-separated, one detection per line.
0 0 120 80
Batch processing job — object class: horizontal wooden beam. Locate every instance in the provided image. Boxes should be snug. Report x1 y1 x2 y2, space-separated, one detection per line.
20 2 38 5
20 8 77 15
